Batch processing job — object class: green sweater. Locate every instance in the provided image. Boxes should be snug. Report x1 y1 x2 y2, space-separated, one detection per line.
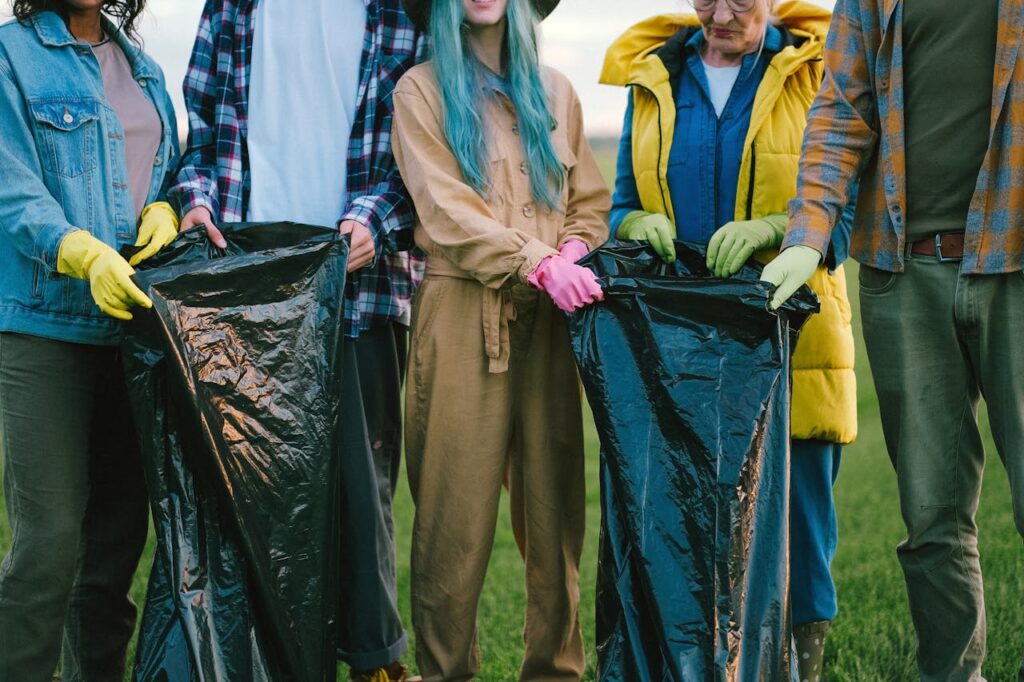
903 0 999 239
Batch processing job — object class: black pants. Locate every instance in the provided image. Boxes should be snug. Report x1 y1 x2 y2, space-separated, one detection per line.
337 323 408 670
0 333 149 681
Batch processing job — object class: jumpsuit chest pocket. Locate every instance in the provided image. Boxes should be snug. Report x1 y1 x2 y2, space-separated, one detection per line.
551 132 576 213
29 99 101 178
552 131 577 172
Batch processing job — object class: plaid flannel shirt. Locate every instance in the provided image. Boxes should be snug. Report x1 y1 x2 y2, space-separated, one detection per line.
785 0 1024 273
169 0 425 336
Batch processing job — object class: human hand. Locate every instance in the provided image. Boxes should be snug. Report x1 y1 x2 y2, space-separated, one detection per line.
181 205 226 249
528 254 604 313
57 231 152 320
129 201 180 266
759 245 821 310
706 214 786 278
617 211 676 263
339 220 375 272
558 239 590 263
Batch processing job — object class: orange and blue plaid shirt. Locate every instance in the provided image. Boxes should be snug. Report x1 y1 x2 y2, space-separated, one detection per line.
785 0 1024 274
169 0 425 336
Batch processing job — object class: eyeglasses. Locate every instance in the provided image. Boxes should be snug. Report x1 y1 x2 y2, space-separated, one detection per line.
687 0 758 13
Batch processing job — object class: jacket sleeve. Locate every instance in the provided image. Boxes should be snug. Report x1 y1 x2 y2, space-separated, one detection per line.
392 82 558 289
340 30 428 256
340 170 416 257
609 93 643 236
153 64 181 204
784 0 879 257
0 58 79 273
167 5 223 218
557 86 611 249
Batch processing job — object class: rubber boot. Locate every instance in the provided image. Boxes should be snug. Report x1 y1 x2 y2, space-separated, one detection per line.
793 620 831 682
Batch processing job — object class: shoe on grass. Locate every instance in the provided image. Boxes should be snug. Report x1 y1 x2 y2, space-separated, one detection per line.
350 661 409 682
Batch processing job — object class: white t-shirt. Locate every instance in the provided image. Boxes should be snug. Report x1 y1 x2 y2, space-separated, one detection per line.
702 61 742 118
247 0 367 226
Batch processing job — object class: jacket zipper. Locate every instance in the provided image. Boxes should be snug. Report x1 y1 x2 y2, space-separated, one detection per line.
745 146 757 220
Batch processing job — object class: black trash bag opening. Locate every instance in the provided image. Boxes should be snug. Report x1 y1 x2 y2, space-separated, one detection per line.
570 241 817 682
123 222 349 682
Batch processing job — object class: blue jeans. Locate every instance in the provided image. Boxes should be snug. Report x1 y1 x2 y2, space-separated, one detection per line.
789 439 842 626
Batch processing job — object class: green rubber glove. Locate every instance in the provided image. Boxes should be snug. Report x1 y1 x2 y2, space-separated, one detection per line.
617 210 676 263
129 201 180 266
706 212 788 278
759 245 822 310
57 231 153 321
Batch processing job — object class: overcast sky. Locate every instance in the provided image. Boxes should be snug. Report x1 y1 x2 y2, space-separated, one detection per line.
0 0 835 136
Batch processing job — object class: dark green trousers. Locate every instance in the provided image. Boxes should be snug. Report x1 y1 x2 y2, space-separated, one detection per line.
0 333 149 681
859 256 1024 682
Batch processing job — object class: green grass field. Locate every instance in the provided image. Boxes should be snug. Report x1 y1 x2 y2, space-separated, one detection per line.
1 149 1022 679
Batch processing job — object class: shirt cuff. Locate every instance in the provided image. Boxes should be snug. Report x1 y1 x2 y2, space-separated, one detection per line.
40 223 79 274
338 209 381 270
177 189 217 220
516 239 560 284
781 222 831 262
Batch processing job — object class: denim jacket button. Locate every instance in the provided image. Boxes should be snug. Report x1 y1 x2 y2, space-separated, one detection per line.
153 156 162 166
63 113 73 124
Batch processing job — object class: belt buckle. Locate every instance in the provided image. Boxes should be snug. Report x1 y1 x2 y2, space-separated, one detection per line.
934 233 962 263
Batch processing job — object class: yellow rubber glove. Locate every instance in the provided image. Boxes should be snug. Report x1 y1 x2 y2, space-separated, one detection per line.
617 210 676 263
706 212 788 278
759 245 822 310
129 201 180 266
57 231 153 321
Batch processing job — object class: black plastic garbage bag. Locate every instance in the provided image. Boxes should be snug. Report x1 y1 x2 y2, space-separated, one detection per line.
569 242 819 682
121 223 349 681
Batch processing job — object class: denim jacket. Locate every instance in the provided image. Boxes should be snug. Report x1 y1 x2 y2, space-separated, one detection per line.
0 12 178 346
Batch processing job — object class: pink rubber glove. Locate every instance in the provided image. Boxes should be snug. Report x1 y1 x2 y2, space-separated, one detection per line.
558 239 590 263
528 254 604 313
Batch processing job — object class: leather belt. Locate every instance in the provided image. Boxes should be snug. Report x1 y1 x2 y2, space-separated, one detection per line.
910 232 965 262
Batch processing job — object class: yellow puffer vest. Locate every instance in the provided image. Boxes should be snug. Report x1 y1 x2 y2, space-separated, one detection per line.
601 1 856 444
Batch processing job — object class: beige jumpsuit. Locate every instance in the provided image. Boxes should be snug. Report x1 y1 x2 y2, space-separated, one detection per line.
392 63 611 681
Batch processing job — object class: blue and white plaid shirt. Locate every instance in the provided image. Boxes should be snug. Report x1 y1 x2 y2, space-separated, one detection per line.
170 0 425 336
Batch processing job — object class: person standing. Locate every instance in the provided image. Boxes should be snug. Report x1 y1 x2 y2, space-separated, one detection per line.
391 0 610 677
763 0 1022 679
0 0 179 678
602 1 856 677
170 1 423 679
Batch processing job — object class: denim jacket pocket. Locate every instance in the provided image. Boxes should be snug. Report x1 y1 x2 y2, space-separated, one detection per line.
29 98 101 178
30 261 45 301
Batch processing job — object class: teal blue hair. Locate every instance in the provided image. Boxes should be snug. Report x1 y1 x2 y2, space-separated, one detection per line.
429 0 566 210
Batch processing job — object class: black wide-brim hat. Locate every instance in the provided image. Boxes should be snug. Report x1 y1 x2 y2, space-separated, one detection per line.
402 0 561 33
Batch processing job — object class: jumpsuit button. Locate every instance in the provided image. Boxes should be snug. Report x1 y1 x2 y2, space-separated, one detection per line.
520 162 528 174
511 124 519 135
523 205 535 218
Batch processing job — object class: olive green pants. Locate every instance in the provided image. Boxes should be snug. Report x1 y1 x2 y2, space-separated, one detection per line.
859 257 1024 682
0 333 149 682
405 279 586 682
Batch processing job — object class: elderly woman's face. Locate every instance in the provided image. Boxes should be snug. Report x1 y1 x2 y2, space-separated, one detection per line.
697 0 769 59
